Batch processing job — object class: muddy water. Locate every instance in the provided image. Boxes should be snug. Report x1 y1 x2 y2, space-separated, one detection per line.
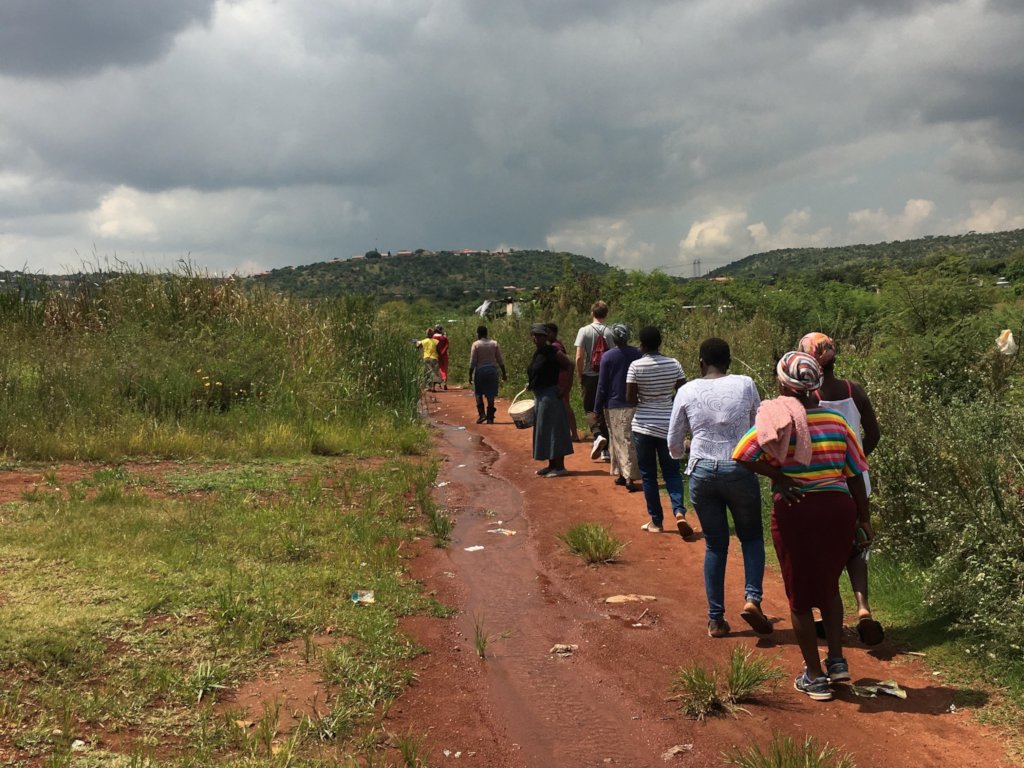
437 424 662 767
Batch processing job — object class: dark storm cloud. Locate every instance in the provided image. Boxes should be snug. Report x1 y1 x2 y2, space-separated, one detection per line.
744 0 954 33
1 0 1023 273
0 0 215 78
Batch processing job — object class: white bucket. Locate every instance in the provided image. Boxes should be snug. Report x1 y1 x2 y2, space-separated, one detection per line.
508 388 535 429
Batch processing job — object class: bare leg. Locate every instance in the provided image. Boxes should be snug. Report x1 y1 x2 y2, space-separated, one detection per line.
818 592 845 661
847 552 871 618
790 609 825 678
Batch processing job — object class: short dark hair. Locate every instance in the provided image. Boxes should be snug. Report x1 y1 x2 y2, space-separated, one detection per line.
544 322 558 337
699 337 731 368
591 300 609 320
639 325 661 351
477 325 488 338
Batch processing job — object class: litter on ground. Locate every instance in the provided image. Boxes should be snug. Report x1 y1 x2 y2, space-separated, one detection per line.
464 545 485 552
662 744 693 760
550 644 578 656
487 528 517 536
351 590 375 605
850 680 907 699
604 594 657 604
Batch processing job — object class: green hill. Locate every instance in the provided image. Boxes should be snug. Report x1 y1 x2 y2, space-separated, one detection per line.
248 249 612 305
710 228 1024 281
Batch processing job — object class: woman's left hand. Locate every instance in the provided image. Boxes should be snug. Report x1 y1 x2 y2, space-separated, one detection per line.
774 475 804 505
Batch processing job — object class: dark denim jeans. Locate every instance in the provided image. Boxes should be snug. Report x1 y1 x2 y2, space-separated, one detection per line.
631 431 685 526
688 459 764 621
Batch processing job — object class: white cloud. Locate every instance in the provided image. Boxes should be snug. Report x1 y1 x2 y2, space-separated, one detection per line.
962 198 1024 233
547 217 655 268
847 199 937 241
90 187 159 240
747 209 833 252
679 210 748 254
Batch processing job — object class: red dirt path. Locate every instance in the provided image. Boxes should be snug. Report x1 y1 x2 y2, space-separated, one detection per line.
386 388 1011 767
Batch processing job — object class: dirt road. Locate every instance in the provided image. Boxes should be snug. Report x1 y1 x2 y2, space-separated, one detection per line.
387 388 1010 767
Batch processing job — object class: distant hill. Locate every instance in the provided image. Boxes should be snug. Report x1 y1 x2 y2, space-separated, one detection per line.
710 229 1024 281
248 249 612 304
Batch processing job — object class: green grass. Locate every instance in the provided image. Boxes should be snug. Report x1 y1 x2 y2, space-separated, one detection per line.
722 733 856 768
672 646 784 720
0 457 440 764
724 646 786 704
557 522 625 565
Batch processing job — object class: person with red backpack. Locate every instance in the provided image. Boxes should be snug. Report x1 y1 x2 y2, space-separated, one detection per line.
574 300 614 461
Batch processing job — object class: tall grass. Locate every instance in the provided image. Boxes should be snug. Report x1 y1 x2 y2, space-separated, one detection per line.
0 269 426 460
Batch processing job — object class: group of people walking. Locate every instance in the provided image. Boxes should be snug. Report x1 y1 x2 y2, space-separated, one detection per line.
519 303 882 703
431 303 883 703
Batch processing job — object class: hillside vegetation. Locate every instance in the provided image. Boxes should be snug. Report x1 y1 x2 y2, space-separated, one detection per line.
712 228 1024 282
248 249 613 305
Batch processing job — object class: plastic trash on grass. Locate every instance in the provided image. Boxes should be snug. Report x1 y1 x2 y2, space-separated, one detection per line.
350 590 375 605
997 329 1018 356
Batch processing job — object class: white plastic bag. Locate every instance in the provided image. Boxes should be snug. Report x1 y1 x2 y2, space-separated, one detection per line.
996 329 1018 356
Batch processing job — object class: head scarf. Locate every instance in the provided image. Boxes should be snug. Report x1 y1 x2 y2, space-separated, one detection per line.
797 332 836 366
611 323 630 345
530 323 549 336
776 351 822 393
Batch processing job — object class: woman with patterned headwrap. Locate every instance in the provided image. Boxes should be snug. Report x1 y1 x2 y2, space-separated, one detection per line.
799 332 884 646
732 351 869 702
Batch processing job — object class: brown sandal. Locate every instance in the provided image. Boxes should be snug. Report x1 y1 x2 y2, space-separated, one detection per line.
740 603 774 635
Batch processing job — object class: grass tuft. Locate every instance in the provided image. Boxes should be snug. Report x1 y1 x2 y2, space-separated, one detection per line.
672 646 784 719
724 645 785 703
473 614 489 659
394 730 430 767
722 733 856 768
557 522 625 564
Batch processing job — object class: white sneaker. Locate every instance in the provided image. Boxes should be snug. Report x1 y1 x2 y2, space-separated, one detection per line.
590 435 608 459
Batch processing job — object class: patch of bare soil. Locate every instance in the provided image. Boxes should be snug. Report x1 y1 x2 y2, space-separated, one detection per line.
386 388 1013 767
215 636 338 734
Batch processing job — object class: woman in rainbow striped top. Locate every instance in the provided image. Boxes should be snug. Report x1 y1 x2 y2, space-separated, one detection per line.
732 351 869 702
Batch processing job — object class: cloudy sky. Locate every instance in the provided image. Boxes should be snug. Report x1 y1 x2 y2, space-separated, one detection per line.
2 0 1022 276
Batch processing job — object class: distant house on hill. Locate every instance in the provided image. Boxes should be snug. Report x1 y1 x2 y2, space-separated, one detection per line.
396 250 414 257
350 255 365 261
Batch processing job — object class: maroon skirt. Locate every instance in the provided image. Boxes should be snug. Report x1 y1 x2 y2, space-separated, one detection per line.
770 490 857 613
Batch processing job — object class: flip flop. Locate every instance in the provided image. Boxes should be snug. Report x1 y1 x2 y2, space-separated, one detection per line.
857 616 885 645
740 606 774 636
674 515 694 539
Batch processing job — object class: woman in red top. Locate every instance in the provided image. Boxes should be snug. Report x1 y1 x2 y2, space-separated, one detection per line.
432 326 450 390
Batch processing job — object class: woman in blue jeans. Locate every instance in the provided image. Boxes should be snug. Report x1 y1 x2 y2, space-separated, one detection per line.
667 338 772 638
